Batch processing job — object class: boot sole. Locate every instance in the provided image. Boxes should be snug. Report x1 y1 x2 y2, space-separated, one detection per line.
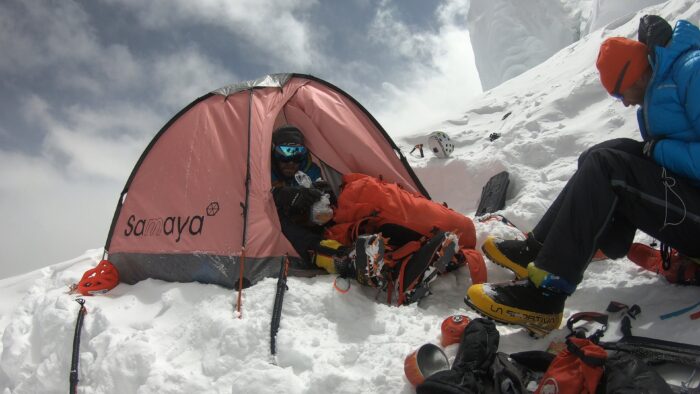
481 237 529 279
433 234 458 273
464 284 562 338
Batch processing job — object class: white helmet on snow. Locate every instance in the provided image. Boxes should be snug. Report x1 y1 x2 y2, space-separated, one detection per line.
427 131 454 158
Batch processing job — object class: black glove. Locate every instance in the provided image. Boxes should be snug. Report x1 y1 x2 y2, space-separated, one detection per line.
312 180 331 194
312 179 338 205
273 186 322 216
642 139 657 158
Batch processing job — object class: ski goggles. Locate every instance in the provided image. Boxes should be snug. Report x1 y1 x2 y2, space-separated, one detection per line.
273 144 307 162
611 61 631 100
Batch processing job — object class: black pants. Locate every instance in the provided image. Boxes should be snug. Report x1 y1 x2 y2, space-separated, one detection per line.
531 138 700 285
278 213 324 269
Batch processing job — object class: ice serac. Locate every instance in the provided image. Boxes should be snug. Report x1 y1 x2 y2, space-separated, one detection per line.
466 0 577 91
466 0 666 91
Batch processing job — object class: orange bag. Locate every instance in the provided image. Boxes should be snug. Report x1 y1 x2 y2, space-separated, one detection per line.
325 173 476 249
536 337 607 394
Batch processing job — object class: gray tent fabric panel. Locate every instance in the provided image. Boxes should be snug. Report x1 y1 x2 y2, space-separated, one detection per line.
109 253 307 289
212 73 292 97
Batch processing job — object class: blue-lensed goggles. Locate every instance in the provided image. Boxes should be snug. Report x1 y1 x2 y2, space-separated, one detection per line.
274 144 307 162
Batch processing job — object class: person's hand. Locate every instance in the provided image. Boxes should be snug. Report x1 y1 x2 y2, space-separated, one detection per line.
643 139 657 158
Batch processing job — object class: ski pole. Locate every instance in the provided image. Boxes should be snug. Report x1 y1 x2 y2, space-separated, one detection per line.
70 298 87 394
270 255 290 360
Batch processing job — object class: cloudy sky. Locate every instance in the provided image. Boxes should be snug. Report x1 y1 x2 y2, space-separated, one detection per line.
0 0 482 279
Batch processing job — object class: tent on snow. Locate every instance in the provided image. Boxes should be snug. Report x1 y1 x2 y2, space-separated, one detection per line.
105 74 430 289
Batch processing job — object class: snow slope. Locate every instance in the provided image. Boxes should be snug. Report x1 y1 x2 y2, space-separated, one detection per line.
2 1 700 392
467 0 666 90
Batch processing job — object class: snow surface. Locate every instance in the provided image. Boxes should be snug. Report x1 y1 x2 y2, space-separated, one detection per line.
467 0 666 90
2 1 700 392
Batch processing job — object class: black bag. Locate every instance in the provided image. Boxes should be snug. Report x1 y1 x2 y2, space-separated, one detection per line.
597 352 673 394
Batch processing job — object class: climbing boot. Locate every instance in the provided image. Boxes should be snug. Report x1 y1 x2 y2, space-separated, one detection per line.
351 234 387 288
481 233 542 279
464 262 576 337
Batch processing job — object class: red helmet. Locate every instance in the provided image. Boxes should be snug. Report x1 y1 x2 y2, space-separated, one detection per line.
77 260 120 296
440 315 471 347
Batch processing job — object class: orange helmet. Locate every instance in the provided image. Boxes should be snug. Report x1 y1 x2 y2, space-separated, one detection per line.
77 260 120 296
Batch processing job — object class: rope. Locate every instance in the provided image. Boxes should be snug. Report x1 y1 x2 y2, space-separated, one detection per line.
660 167 687 230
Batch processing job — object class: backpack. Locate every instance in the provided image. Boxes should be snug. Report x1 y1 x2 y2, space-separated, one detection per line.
627 243 700 285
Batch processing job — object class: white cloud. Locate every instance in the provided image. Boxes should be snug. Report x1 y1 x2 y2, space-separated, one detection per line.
20 95 155 181
0 1 146 97
0 2 99 72
152 48 239 108
370 5 436 59
0 151 60 191
367 0 482 136
0 150 120 277
44 126 145 181
436 0 471 25
106 0 320 69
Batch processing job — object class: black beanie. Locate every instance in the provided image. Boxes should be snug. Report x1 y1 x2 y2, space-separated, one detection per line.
272 125 304 146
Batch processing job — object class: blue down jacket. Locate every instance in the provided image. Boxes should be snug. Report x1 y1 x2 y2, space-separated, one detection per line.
637 20 700 182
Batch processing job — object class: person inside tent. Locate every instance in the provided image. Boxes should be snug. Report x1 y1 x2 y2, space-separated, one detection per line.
465 16 700 336
270 125 383 282
269 124 344 268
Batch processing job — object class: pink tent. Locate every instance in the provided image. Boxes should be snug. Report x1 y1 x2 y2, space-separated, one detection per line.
105 74 429 288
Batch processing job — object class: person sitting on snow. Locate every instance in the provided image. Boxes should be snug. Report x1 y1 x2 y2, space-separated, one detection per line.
465 17 700 336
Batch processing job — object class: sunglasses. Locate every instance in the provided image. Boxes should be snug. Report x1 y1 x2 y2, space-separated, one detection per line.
274 144 307 163
611 61 630 100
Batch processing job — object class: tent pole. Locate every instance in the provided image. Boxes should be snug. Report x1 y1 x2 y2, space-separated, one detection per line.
236 89 254 318
236 247 246 318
